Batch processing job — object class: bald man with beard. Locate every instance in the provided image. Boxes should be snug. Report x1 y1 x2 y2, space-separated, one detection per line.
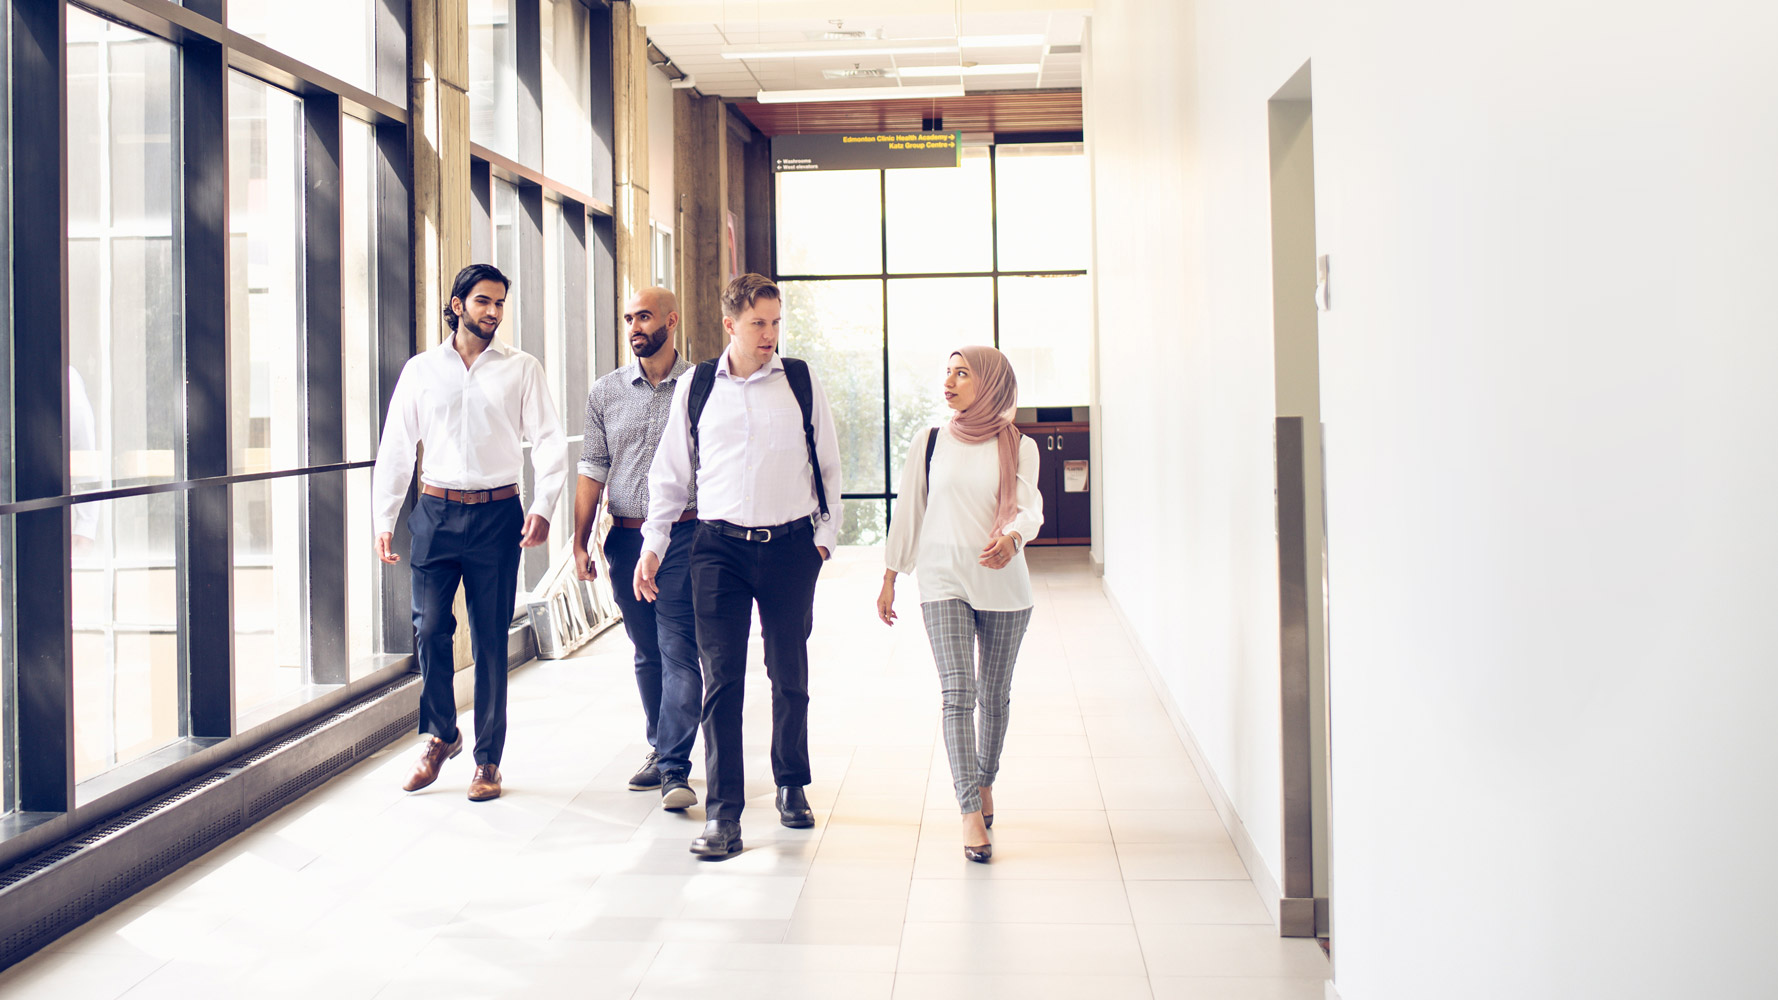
572 287 703 811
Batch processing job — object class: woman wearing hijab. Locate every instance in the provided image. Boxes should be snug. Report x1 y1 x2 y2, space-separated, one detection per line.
878 346 1043 863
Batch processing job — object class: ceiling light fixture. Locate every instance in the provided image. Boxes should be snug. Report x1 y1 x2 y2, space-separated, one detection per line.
958 34 1048 48
722 40 959 60
895 63 1041 78
822 65 891 79
754 83 966 104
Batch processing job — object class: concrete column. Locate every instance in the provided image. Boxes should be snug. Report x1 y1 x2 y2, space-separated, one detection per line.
612 2 651 313
410 0 473 353
674 90 725 362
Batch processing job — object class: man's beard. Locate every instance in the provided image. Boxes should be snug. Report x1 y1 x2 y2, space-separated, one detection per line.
632 326 670 358
463 315 498 340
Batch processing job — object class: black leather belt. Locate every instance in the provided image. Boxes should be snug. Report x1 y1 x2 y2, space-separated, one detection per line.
422 484 518 504
700 517 812 544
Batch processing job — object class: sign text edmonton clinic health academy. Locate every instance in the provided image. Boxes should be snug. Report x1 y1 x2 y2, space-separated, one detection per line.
772 132 963 172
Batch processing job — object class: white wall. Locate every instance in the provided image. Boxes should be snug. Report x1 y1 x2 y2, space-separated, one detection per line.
1086 2 1778 998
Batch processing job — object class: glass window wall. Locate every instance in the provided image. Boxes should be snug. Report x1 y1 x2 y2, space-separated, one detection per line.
541 0 592 192
469 0 520 160
233 478 309 720
226 72 310 722
994 143 1090 271
346 468 383 679
773 143 1090 531
543 197 573 565
776 170 882 276
343 115 380 464
0 0 623 870
781 280 885 497
63 10 186 785
70 494 181 782
842 499 887 547
227 73 305 476
652 224 675 292
493 176 523 347
886 146 992 274
68 8 181 494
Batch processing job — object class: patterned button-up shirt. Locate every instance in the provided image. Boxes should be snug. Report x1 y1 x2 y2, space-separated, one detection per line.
579 354 696 519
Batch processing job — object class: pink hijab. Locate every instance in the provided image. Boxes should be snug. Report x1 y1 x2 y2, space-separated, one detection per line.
946 346 1020 536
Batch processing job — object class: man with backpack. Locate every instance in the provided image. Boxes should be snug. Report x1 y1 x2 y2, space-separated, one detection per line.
633 273 844 859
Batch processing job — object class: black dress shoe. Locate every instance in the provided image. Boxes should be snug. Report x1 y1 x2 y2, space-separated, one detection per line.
690 819 743 858
964 843 992 864
776 786 814 828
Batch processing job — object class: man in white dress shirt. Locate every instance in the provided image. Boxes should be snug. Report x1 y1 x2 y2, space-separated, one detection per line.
372 263 567 802
635 273 844 858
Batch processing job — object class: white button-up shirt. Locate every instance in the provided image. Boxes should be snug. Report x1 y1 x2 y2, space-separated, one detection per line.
371 337 568 537
642 351 844 560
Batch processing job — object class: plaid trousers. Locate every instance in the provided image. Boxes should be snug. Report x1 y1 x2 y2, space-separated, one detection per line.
921 599 1033 814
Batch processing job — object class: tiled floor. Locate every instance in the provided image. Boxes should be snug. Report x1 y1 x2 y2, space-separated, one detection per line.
0 547 1329 999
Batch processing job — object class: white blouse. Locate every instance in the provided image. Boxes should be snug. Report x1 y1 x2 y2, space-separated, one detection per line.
885 426 1044 611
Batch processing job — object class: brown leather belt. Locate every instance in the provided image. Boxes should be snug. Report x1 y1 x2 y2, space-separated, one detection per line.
614 510 696 529
421 483 519 504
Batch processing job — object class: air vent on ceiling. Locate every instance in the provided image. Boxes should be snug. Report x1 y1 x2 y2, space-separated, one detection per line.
823 67 889 79
813 20 879 42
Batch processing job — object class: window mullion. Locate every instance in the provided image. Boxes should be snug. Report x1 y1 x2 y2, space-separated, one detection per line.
179 33 233 739
303 93 347 685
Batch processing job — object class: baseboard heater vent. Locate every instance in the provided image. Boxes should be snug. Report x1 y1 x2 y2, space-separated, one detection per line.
0 677 423 972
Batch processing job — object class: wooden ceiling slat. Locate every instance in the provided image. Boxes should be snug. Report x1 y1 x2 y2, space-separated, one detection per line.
731 89 1082 137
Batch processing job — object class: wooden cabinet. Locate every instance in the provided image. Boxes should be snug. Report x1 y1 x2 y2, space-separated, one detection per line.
1015 421 1091 545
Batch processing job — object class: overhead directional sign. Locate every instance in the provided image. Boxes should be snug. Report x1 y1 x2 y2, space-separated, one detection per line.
772 132 962 172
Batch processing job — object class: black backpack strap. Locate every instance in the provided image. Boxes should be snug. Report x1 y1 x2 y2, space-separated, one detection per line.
686 359 719 449
923 426 939 502
780 358 828 519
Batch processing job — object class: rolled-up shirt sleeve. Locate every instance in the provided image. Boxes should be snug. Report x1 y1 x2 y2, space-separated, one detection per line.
370 360 422 538
521 356 569 521
1003 434 1044 545
884 428 931 575
579 385 610 482
805 366 846 553
641 376 697 561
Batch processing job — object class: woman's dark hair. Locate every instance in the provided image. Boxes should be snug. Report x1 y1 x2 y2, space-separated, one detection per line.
444 263 511 331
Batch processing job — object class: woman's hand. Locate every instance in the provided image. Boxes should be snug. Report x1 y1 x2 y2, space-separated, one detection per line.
877 573 898 625
978 533 1020 569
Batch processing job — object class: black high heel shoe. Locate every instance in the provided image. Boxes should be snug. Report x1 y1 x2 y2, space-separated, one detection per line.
963 843 992 863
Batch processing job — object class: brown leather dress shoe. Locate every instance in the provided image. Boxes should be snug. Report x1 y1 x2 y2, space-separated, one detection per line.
402 732 463 792
467 764 502 801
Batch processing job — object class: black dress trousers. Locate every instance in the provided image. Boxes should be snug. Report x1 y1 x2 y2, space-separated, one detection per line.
409 493 524 766
688 519 824 822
